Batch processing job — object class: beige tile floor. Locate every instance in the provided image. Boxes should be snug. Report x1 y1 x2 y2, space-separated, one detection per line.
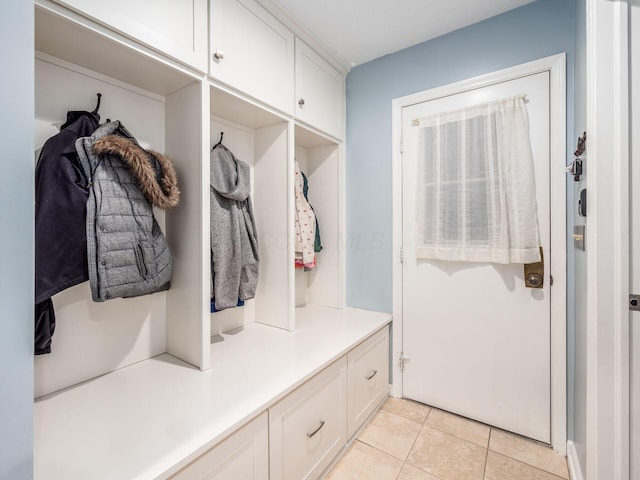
325 398 570 480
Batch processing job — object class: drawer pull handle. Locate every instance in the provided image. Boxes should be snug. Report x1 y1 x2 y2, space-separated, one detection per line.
366 370 378 380
306 420 325 438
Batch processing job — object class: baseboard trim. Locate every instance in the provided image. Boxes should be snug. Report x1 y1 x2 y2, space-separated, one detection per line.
567 441 585 480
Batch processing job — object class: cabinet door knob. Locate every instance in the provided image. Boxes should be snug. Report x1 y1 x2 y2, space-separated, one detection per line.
365 370 378 380
213 50 225 60
298 98 305 107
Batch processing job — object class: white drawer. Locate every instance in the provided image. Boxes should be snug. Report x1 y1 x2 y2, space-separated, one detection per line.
170 412 269 480
269 357 347 480
347 326 389 438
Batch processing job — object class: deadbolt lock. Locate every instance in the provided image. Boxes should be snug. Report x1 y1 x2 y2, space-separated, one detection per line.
524 247 544 289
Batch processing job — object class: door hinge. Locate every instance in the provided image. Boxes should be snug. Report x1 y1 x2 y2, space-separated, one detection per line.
550 274 553 286
399 352 410 371
400 136 403 153
400 246 404 264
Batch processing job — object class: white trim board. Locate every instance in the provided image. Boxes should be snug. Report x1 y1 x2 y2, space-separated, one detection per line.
390 54 567 453
567 441 585 480
585 1 630 479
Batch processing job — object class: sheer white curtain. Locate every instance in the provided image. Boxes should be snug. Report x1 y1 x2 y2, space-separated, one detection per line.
415 94 541 264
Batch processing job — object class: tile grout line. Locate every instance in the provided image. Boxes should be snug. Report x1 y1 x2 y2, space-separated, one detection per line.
402 407 448 480
396 408 428 478
489 451 568 480
416 402 567 479
489 428 570 478
354 407 423 478
423 406 495 449
405 412 428 458
482 428 492 479
363 399 568 480
389 404 434 480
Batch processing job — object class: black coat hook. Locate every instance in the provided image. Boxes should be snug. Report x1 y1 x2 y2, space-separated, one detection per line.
91 93 102 116
214 131 224 149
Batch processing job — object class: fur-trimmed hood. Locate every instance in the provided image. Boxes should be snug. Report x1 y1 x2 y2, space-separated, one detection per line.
75 120 175 303
91 126 179 209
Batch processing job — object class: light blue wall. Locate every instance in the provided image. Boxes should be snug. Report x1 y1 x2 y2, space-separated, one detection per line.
346 0 576 314
0 2 34 479
572 0 587 473
346 0 578 441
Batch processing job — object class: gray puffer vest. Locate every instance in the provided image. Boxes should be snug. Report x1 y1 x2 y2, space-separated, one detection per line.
76 121 180 302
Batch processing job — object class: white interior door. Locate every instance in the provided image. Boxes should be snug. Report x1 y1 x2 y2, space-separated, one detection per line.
401 71 551 443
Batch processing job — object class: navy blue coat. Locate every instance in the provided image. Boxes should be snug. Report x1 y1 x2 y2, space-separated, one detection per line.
34 111 99 354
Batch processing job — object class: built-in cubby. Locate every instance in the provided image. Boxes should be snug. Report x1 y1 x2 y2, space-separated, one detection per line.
33 1 347 400
208 85 291 334
34 3 209 396
32 3 385 479
294 124 344 313
206 93 345 336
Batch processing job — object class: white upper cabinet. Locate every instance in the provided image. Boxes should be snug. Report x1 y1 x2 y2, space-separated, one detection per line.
295 39 345 140
210 0 294 115
54 0 208 72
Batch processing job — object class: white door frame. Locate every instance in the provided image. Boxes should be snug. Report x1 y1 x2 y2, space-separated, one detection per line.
391 54 567 454
585 1 630 479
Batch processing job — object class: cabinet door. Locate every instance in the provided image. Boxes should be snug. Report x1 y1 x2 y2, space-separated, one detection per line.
270 357 347 480
54 0 208 72
295 39 345 140
347 327 390 438
170 412 269 480
210 0 294 115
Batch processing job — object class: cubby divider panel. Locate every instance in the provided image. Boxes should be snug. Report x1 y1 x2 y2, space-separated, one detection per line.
166 81 210 371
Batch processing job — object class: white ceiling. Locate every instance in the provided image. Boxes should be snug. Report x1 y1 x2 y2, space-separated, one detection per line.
271 0 535 68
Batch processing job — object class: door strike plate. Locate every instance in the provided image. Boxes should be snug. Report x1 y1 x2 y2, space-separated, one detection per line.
573 225 585 251
630 294 640 311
